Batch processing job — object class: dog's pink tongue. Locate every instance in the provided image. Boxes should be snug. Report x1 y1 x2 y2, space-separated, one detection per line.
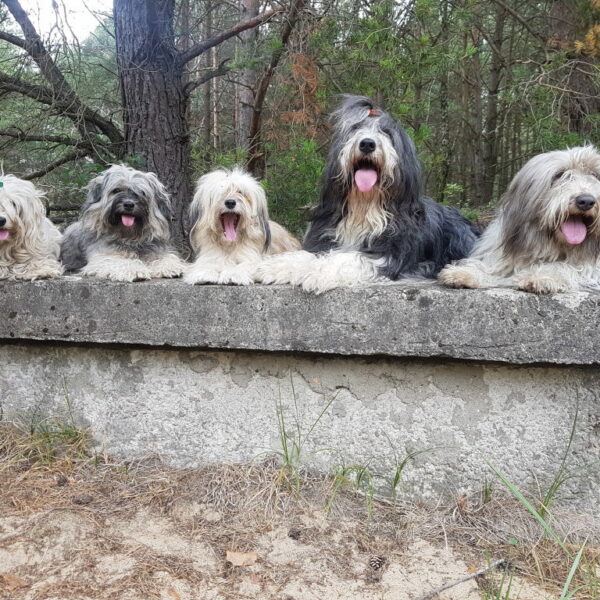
0 230 9 241
561 216 587 245
223 214 237 241
354 169 378 192
121 215 135 227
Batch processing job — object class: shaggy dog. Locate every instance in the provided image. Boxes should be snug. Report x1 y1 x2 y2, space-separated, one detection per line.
60 164 185 282
0 175 62 280
184 167 300 285
255 95 479 293
439 146 600 294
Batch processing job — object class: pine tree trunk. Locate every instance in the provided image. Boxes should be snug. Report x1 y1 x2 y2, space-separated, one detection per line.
481 5 505 203
236 0 259 149
114 0 193 253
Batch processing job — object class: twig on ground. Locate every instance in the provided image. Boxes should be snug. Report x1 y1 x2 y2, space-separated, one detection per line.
415 558 509 600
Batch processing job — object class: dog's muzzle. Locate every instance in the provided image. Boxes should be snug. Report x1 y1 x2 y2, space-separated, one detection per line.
561 195 599 245
0 216 9 241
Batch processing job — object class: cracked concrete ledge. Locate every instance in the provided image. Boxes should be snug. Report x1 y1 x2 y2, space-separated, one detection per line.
0 278 599 365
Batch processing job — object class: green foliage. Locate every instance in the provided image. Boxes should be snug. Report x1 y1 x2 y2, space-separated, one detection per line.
263 138 324 236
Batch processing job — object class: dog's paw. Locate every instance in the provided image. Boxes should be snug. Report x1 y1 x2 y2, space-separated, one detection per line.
516 275 569 294
11 262 63 280
148 257 186 279
82 265 152 282
183 268 220 285
218 268 254 286
438 266 481 289
299 272 335 295
254 259 294 285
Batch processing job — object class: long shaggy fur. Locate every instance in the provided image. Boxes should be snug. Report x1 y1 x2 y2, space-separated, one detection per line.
0 175 63 280
184 167 300 285
60 164 185 282
439 146 600 294
256 95 479 293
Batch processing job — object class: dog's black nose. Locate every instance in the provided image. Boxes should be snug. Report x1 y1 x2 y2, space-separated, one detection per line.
0 216 5 227
224 199 236 209
122 200 135 211
575 194 596 212
359 138 376 154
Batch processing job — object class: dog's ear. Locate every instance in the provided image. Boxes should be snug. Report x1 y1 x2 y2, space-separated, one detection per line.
259 203 271 253
187 191 204 251
82 174 104 212
147 174 173 221
253 183 271 252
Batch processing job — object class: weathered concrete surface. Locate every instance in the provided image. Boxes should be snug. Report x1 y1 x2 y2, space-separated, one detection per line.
2 343 599 515
1 277 599 364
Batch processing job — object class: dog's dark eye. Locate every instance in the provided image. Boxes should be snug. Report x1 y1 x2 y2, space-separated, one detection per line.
111 188 124 195
552 171 565 183
593 173 600 181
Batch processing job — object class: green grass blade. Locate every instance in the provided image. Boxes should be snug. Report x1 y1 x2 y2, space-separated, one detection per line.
487 462 569 555
559 542 586 600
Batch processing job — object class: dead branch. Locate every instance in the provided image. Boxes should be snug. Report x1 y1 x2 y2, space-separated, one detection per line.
179 8 282 65
183 58 231 96
415 559 509 600
21 148 93 180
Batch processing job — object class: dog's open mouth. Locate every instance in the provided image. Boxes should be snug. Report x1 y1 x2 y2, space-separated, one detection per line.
220 213 240 242
120 215 136 227
353 160 379 193
0 229 9 241
560 215 594 245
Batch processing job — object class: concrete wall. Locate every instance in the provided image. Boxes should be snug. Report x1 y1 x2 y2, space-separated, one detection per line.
1 279 599 514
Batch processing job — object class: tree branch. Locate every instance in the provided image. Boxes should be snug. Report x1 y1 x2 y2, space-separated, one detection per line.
21 148 92 180
183 58 231 96
0 127 83 146
0 29 26 48
179 8 282 65
1 0 124 148
488 0 545 42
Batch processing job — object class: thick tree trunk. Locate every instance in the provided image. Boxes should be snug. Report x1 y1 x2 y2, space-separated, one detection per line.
114 0 193 253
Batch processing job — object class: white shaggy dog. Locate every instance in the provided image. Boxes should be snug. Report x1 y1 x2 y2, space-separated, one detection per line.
60 164 185 282
0 175 62 280
439 146 600 293
184 167 300 285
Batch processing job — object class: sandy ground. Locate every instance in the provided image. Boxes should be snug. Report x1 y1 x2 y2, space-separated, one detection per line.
1 425 598 600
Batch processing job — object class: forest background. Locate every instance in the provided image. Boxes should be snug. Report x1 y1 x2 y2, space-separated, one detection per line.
0 0 599 244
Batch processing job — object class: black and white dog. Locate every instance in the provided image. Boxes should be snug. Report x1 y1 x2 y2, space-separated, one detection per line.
256 95 479 293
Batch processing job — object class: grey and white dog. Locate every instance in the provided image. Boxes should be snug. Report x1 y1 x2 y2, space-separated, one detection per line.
60 164 185 281
439 146 600 293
